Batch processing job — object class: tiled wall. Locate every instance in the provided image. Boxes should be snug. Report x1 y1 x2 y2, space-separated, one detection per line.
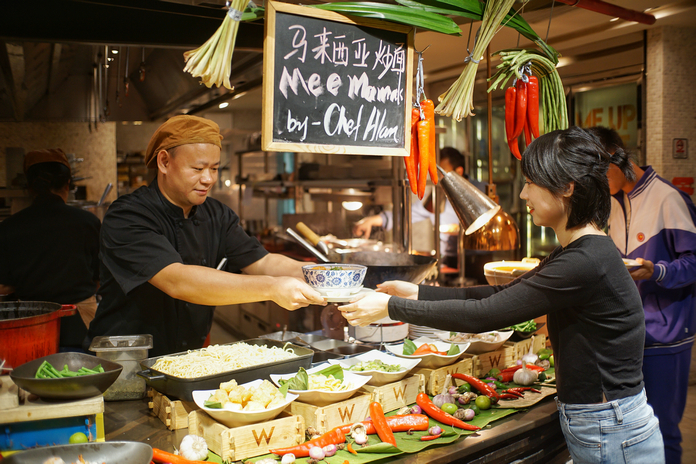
0 121 118 204
646 26 696 202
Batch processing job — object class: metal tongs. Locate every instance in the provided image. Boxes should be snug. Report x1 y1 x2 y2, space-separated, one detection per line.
286 228 330 263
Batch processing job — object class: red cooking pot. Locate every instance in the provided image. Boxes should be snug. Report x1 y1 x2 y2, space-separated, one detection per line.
0 301 76 371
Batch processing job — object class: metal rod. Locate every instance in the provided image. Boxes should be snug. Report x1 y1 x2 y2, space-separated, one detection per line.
554 0 656 25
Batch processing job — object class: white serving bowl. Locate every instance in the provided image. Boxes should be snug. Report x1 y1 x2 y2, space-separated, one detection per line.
328 349 421 386
434 330 514 355
302 263 367 290
270 363 371 407
384 337 469 369
483 258 540 285
192 379 298 428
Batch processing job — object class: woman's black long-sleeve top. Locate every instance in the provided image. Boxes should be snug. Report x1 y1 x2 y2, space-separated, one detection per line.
388 235 645 404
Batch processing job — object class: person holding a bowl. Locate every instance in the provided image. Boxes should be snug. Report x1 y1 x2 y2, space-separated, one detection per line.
339 127 664 463
86 115 325 356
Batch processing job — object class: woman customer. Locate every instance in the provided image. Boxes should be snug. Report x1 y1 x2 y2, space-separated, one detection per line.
339 126 664 463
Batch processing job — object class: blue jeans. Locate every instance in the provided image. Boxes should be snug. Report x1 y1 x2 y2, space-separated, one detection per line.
556 389 664 464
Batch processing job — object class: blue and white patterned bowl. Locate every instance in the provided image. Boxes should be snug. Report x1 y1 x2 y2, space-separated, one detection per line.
302 263 367 290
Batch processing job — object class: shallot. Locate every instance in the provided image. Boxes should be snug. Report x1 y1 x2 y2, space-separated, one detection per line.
281 454 296 464
322 444 337 457
308 445 325 460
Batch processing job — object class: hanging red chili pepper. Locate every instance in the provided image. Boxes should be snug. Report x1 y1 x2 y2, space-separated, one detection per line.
526 75 540 138
416 117 431 200
512 79 528 139
404 108 420 195
420 99 438 185
523 116 533 148
505 86 522 160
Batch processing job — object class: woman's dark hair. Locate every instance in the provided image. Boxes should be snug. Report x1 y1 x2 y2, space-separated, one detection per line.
586 126 636 183
521 126 612 230
26 162 71 195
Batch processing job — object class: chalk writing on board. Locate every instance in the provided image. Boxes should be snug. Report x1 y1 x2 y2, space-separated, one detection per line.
272 12 408 148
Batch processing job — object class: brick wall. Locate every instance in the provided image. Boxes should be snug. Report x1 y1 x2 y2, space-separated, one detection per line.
646 26 696 202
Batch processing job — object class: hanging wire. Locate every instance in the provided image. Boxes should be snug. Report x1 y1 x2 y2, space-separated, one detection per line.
546 0 557 44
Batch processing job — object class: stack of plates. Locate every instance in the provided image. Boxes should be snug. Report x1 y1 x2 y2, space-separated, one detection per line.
409 324 440 339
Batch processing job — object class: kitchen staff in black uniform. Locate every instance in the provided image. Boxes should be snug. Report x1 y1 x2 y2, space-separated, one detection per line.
0 148 101 351
86 115 325 356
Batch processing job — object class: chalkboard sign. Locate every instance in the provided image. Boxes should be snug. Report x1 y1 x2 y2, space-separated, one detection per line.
262 1 414 156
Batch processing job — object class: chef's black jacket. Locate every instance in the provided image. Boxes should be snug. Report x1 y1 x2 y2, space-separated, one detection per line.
86 179 268 357
0 194 100 348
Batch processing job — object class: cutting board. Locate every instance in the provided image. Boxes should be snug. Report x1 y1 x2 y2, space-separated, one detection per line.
0 375 19 410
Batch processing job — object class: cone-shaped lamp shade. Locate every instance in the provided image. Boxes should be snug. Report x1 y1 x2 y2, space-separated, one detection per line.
437 166 500 235
460 209 520 251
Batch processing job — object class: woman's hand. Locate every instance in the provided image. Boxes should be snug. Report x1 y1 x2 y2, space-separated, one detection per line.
338 292 391 327
376 280 418 299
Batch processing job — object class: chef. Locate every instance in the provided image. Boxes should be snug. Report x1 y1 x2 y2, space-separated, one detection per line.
86 115 324 356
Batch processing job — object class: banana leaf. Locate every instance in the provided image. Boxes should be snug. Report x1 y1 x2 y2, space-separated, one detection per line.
311 2 462 36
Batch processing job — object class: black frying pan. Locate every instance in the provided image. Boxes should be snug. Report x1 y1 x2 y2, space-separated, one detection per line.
338 251 437 289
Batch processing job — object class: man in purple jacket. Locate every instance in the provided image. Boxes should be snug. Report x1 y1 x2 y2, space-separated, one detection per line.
590 126 696 464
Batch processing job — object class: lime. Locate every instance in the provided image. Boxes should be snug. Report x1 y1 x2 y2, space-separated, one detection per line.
475 395 492 410
549 355 555 367
441 403 458 415
469 404 480 415
457 382 471 393
69 432 89 444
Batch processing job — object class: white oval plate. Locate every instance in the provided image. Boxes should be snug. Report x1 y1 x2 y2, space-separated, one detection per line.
192 379 298 428
384 337 469 369
434 330 513 355
622 258 641 270
269 363 371 407
328 349 421 386
326 288 374 303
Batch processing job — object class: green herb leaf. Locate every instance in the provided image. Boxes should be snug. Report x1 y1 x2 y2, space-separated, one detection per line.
278 367 310 396
315 364 344 381
447 343 460 356
403 339 417 356
204 399 222 409
356 442 401 453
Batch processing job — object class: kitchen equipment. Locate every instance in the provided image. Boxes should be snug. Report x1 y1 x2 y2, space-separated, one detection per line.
437 166 500 235
137 339 314 402
192 379 299 428
296 221 333 258
1 441 153 464
349 319 410 343
0 302 77 369
328 349 421 386
89 334 153 401
338 251 437 289
10 352 122 400
286 227 329 262
483 258 540 285
310 338 375 356
97 182 113 207
269 363 371 407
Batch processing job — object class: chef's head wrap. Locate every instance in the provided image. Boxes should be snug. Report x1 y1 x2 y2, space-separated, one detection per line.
23 148 71 174
145 115 223 168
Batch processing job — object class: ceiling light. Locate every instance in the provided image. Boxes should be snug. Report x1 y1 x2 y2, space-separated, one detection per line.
111 49 119 54
342 201 363 211
224 179 231 187
218 102 229 109
610 17 620 22
232 91 247 100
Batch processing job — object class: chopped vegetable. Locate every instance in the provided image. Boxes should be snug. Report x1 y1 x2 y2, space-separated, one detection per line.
35 361 104 379
347 359 402 372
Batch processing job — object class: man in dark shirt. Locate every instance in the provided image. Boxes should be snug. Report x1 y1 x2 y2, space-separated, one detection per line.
87 115 325 356
0 149 101 350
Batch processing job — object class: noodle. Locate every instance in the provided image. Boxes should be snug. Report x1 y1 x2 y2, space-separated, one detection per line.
151 343 297 379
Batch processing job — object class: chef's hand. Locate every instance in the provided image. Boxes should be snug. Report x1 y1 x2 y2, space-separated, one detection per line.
629 258 655 281
338 292 391 327
376 280 418 299
352 215 383 238
272 277 326 310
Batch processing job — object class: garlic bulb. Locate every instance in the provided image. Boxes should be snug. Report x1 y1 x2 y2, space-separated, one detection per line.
179 434 208 461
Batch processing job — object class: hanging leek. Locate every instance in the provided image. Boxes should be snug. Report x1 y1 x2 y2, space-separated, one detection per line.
183 0 262 89
434 0 519 120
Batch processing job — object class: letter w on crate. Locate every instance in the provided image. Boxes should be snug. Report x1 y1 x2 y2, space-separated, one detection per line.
286 393 371 434
474 343 516 378
361 374 426 412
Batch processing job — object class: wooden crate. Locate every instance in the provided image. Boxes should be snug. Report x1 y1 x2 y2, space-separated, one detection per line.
285 393 371 434
473 343 516 377
411 355 475 396
188 410 304 462
360 374 425 413
511 334 547 361
147 388 198 430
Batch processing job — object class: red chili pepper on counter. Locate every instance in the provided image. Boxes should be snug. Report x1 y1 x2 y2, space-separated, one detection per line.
451 373 499 403
416 392 481 431
270 426 345 457
420 434 442 441
152 448 210 464
513 79 528 139
501 364 546 373
526 75 540 138
339 414 430 435
369 401 397 446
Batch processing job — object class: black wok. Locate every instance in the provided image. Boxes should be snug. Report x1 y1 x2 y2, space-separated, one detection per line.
338 251 437 289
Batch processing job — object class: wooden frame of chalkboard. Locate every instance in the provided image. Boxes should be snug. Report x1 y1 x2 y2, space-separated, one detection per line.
262 1 414 156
